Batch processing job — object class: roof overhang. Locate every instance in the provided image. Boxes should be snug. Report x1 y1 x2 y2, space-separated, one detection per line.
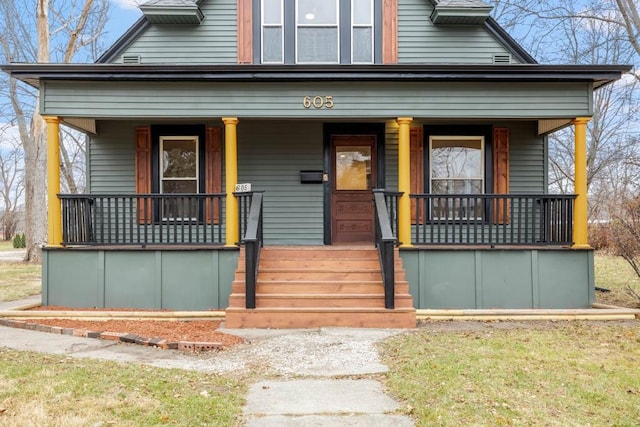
139 2 203 25
430 0 493 25
2 64 631 90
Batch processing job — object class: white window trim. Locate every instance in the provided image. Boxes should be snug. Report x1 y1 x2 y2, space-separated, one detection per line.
295 0 340 64
428 135 485 194
159 135 200 221
351 0 374 64
261 0 284 64
159 135 200 191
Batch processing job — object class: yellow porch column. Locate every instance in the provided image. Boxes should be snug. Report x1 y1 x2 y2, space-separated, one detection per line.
44 116 62 246
573 117 590 248
223 117 239 246
397 117 413 247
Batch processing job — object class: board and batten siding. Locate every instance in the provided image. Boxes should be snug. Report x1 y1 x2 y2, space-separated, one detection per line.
238 120 325 245
42 81 592 119
383 121 544 194
113 0 237 64
398 0 519 64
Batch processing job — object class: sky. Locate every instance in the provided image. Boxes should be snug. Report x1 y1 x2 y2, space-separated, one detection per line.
105 0 143 46
1 1 141 151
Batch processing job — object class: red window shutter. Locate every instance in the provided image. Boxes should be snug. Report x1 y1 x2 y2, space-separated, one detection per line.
410 127 423 223
383 0 398 64
237 0 253 64
206 127 223 224
135 127 152 224
493 127 510 224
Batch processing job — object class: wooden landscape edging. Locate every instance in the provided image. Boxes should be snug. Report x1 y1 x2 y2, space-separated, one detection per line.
415 307 640 321
1 307 638 322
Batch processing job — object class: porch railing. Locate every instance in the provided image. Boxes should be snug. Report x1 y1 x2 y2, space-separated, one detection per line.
60 193 225 246
241 192 264 309
373 189 397 310
410 193 576 246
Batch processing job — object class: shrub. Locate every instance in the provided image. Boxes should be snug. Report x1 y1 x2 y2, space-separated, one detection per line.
12 233 26 249
610 197 640 303
589 223 614 251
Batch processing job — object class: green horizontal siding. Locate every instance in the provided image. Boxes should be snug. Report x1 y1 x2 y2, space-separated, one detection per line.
384 121 544 193
89 121 138 194
384 120 399 192
114 0 519 65
501 121 545 193
238 120 324 245
43 81 591 119
89 120 546 245
398 0 520 64
114 0 237 64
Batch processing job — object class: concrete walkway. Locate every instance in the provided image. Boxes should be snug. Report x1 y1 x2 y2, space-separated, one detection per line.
0 295 41 311
0 298 415 426
0 248 25 262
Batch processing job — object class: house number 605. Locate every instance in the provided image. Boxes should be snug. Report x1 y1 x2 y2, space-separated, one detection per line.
303 95 334 109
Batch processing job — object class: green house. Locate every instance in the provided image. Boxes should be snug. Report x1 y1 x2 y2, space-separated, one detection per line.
2 0 630 327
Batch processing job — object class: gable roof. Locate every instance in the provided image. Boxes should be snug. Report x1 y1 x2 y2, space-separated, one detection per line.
97 0 535 64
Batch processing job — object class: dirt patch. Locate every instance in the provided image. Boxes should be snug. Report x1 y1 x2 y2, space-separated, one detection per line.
596 289 640 309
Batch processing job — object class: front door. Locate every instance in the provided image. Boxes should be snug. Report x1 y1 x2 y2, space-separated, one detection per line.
331 135 376 243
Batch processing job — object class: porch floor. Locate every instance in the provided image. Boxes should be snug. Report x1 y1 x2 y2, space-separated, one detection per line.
225 246 417 328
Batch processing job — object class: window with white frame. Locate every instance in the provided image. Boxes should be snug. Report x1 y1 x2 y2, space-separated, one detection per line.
296 0 339 63
258 0 377 64
160 136 199 219
351 0 373 63
262 0 284 63
430 136 484 219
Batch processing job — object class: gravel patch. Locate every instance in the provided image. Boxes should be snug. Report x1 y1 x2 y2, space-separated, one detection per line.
168 327 407 377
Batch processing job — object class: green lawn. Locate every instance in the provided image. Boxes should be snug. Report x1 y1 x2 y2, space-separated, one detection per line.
595 254 640 308
0 349 245 426
381 321 640 426
0 240 16 250
0 262 41 302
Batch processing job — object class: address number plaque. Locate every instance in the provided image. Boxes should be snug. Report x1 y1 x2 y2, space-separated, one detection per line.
303 95 334 109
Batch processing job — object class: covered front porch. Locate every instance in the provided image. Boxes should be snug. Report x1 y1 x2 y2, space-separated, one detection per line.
40 114 594 315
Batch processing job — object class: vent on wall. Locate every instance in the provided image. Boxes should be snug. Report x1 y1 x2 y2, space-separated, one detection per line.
122 54 141 64
493 54 512 64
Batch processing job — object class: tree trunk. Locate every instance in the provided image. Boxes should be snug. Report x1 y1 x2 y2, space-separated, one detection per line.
23 113 48 261
22 0 52 262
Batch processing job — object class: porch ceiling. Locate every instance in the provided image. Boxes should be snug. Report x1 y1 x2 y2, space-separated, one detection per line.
2 63 630 90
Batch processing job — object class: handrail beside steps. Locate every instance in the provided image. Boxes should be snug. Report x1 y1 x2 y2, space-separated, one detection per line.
241 192 264 309
373 189 399 310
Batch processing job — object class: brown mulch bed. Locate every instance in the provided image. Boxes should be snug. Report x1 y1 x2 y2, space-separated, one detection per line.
31 319 243 346
23 306 243 347
29 305 176 312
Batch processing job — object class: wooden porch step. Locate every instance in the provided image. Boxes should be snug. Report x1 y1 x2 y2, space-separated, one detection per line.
228 293 415 308
225 307 416 329
231 280 410 294
257 247 379 260
226 246 416 328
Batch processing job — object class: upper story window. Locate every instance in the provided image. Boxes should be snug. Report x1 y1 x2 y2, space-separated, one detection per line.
257 0 380 64
261 0 284 63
